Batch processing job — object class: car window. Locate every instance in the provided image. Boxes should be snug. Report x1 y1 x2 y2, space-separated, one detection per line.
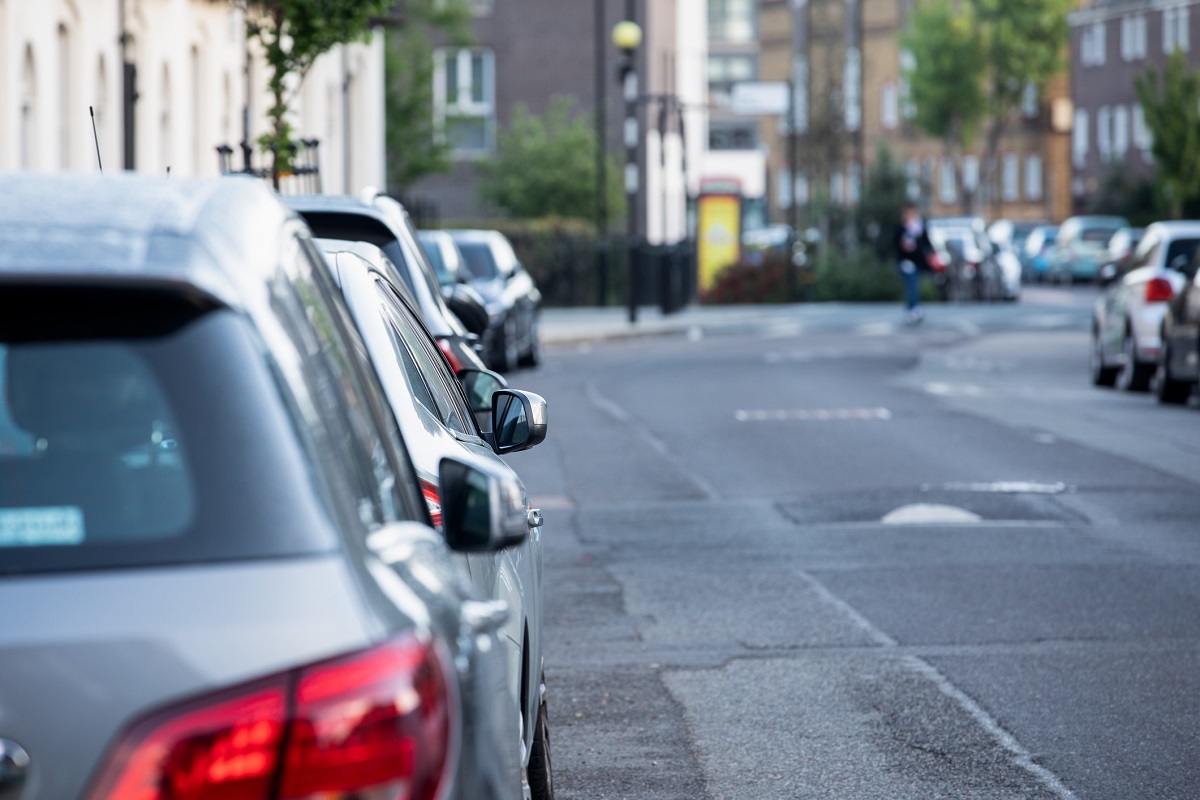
1164 238 1200 272
418 235 454 287
457 241 501 280
0 286 343 574
376 280 471 435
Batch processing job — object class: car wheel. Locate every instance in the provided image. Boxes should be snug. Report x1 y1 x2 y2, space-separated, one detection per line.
1117 331 1154 392
526 679 554 800
518 316 542 368
1090 328 1118 387
1156 340 1192 405
491 316 519 373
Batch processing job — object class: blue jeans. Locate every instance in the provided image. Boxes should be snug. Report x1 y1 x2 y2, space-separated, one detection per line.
898 260 920 311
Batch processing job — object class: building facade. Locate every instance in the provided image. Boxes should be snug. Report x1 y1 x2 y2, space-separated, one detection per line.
1068 0 1198 209
757 0 1073 226
0 0 385 193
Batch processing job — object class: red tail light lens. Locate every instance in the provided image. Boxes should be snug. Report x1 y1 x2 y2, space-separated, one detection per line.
420 479 443 528
89 636 454 800
436 338 466 374
1145 277 1175 303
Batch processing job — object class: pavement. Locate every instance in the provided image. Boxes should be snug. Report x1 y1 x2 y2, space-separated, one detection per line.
539 303 781 345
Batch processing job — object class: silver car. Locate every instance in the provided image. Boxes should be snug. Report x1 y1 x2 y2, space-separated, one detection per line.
0 173 529 800
317 239 554 800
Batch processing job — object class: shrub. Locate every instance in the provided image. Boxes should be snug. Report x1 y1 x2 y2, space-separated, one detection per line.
701 252 805 305
812 251 902 303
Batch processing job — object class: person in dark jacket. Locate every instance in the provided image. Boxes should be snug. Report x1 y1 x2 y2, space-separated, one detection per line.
894 201 933 324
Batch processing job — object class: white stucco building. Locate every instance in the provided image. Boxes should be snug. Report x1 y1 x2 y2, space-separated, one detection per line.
0 0 384 192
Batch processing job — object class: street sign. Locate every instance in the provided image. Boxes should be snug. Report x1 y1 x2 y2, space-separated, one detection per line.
729 81 790 116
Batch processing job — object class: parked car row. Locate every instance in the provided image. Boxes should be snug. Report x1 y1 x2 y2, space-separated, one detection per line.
927 216 1021 302
0 173 554 800
1090 220 1200 407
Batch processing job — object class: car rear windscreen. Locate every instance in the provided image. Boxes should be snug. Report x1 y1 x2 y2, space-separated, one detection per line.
0 286 337 574
457 241 501 281
298 212 417 295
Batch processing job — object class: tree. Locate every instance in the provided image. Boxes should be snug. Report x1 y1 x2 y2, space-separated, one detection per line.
1135 51 1200 219
239 0 394 174
971 0 1074 212
477 97 625 221
857 144 911 262
384 0 473 191
902 0 986 212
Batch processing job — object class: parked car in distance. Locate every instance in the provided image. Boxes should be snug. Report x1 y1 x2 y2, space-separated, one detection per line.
447 229 543 372
1021 224 1059 282
318 240 554 800
418 228 492 337
0 172 531 800
285 192 489 374
1049 215 1129 284
928 219 1011 301
1155 244 1200 404
1091 221 1200 391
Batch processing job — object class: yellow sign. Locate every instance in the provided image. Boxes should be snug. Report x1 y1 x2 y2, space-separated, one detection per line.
697 194 741 292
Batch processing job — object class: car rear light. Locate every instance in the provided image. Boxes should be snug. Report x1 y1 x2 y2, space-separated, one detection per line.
420 479 443 528
1145 277 1174 303
89 636 454 800
436 338 466 374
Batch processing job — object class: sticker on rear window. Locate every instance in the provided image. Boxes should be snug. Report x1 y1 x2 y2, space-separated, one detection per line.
0 507 85 546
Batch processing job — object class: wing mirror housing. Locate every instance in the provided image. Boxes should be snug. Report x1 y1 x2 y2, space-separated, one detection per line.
438 456 528 552
1097 262 1119 286
487 390 547 455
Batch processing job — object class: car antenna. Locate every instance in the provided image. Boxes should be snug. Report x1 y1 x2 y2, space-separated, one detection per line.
89 106 102 173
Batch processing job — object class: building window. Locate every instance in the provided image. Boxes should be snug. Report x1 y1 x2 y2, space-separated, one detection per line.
1097 105 1112 160
900 49 916 120
1073 108 1089 167
1025 155 1043 201
707 53 756 89
881 82 899 130
776 169 792 209
1021 83 1038 119
1113 105 1130 156
1122 13 1148 60
844 48 862 132
830 171 845 205
939 158 956 204
708 120 758 151
1164 6 1191 53
905 159 920 200
847 163 862 205
962 156 979 193
796 172 809 205
1133 103 1153 156
434 48 495 155
709 0 755 43
1082 20 1107 66
1002 154 1019 201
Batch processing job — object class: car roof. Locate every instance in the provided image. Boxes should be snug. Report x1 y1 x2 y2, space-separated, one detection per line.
1143 220 1200 238
0 172 292 311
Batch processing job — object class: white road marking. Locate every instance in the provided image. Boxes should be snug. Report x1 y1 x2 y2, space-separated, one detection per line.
925 382 987 397
797 570 1081 800
735 407 892 422
881 503 983 525
938 481 1069 494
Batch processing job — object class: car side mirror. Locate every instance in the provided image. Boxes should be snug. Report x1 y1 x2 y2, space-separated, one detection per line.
487 389 547 455
438 456 528 552
1097 263 1119 286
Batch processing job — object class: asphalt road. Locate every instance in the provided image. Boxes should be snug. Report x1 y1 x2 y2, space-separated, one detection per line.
511 289 1200 800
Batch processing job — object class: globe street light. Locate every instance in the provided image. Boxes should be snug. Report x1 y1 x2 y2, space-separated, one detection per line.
613 18 642 323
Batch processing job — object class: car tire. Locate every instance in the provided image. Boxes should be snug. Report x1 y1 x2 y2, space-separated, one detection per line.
491 316 519 373
518 316 542 368
1117 331 1154 392
1156 340 1192 405
527 681 554 800
1090 328 1118 387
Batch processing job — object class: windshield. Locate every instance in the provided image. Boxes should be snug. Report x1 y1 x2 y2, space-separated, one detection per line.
457 241 501 281
418 234 455 287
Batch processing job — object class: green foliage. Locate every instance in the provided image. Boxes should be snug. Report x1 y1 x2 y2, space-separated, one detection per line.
903 1 985 144
857 145 911 262
1135 52 1200 219
972 0 1073 111
384 2 472 190
240 0 394 171
812 250 901 303
1087 165 1162 226
476 97 625 220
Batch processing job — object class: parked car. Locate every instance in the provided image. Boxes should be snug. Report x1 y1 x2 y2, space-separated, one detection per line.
285 192 489 374
1021 224 1059 282
928 220 1009 301
318 240 554 800
447 229 543 372
1091 221 1200 391
0 173 532 800
418 228 492 336
1049 215 1129 284
1156 245 1200 404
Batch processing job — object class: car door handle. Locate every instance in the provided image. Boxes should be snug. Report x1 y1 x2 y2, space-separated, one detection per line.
527 507 543 528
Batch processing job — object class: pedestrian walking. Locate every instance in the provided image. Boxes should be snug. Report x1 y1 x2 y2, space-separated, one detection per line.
894 201 932 325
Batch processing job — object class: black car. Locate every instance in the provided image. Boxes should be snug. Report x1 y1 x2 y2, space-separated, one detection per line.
286 193 489 374
446 229 543 372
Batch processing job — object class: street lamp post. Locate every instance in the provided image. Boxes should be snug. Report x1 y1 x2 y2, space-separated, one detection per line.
612 18 642 324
